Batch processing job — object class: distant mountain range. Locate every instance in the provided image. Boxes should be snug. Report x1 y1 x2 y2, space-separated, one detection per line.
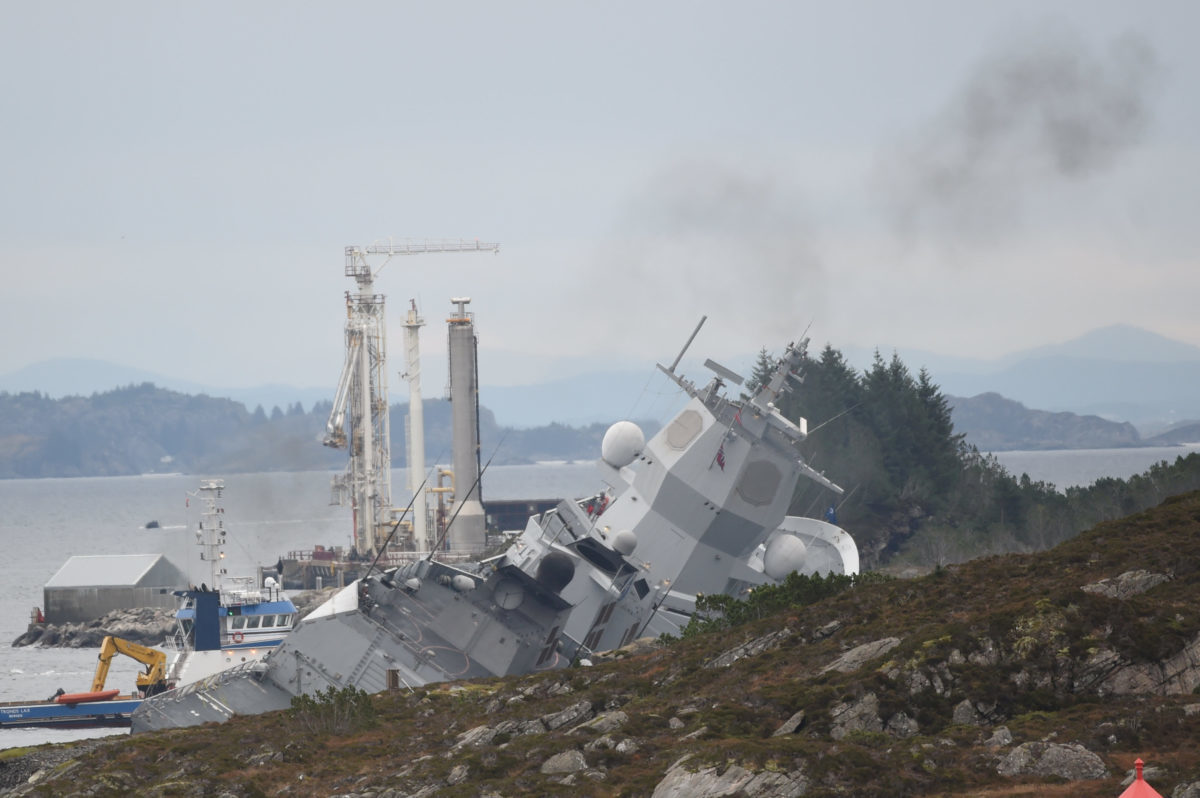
0 357 335 418
840 324 1200 431
4 324 1199 439
947 393 1142 451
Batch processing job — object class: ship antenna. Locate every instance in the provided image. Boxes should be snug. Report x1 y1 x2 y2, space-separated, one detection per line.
668 315 707 373
425 432 508 562
363 455 444 579
807 402 862 435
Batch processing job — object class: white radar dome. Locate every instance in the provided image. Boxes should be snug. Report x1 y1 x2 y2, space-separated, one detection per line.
610 528 638 556
602 421 645 468
763 533 808 581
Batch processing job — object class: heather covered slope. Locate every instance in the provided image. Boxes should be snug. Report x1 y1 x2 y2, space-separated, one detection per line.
6 491 1200 796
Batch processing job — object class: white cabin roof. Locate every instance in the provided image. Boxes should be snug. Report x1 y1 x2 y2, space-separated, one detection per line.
45 553 184 588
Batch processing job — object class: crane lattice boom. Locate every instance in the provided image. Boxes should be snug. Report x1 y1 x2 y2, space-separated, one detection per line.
327 239 499 556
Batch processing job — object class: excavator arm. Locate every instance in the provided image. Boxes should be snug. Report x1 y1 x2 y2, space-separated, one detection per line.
93 636 169 697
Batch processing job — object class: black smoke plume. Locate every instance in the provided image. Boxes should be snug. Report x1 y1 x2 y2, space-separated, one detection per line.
879 29 1159 245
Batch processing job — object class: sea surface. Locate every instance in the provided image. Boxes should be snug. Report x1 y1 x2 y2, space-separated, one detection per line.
0 463 599 750
0 448 1192 749
990 444 1200 489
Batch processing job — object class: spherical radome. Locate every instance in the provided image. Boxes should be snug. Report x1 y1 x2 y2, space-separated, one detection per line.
602 421 645 468
611 528 638 556
536 551 576 593
763 533 807 580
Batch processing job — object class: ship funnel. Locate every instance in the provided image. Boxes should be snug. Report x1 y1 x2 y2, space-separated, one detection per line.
446 297 485 551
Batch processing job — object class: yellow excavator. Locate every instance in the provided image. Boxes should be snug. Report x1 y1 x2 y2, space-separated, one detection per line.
93 636 169 698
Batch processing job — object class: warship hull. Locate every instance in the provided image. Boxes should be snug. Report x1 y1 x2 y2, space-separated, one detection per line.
134 331 859 733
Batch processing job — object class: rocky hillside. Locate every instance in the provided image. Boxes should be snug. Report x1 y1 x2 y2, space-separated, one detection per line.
1149 422 1200 446
949 392 1142 450
7 493 1200 796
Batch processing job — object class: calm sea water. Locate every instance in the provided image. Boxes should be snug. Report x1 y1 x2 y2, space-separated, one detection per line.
0 463 600 749
991 444 1200 489
0 448 1190 749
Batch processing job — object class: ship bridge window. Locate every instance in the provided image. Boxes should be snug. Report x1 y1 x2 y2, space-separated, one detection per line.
230 616 246 630
246 616 261 629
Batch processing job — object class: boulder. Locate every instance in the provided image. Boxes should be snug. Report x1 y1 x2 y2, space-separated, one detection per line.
771 710 806 737
811 620 843 641
997 742 1108 781
984 726 1013 748
820 638 900 674
572 710 628 735
540 749 588 775
1095 632 1200 696
1174 780 1200 797
652 757 808 798
830 693 882 740
952 699 981 726
517 718 547 736
1081 570 1170 600
706 629 794 669
451 725 498 749
540 700 594 731
1121 764 1168 788
884 711 919 738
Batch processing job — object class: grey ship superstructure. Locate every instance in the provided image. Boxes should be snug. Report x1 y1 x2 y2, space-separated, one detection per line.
132 327 857 733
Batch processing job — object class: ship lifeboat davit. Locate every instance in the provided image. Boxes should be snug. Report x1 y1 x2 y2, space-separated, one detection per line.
56 689 120 705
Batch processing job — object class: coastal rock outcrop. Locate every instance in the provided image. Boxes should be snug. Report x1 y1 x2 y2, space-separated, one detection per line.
12 607 175 648
996 742 1108 781
829 692 883 740
1081 569 1171 600
11 588 332 649
651 756 809 798
820 636 901 674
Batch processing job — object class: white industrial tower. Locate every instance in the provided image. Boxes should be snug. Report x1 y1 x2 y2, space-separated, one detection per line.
324 240 499 556
446 297 486 552
401 299 431 553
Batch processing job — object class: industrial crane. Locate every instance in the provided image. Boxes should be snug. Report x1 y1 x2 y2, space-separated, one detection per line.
92 636 169 698
324 239 499 556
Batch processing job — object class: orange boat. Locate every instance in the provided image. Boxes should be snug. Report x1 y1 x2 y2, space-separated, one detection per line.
55 689 120 705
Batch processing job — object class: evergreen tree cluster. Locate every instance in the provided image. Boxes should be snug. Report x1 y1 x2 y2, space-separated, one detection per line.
760 344 1200 568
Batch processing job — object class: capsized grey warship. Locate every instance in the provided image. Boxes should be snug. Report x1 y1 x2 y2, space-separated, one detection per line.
131 327 857 732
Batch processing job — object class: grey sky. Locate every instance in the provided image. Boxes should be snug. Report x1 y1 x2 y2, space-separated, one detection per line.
2 1 1196 391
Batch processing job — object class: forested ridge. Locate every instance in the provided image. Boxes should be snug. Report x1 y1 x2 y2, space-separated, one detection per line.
0 383 633 478
5 346 1200 570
